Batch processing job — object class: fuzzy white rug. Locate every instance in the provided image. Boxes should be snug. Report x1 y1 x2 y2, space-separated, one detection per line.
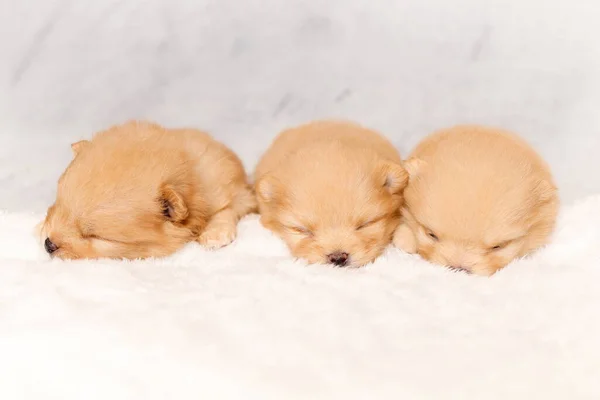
1 195 599 400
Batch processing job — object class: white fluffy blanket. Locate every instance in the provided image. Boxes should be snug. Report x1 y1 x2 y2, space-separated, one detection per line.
1 195 599 399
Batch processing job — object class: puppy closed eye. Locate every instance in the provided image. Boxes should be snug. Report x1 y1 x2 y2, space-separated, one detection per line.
83 233 126 245
425 229 439 241
356 215 386 231
489 241 510 251
286 226 313 236
83 233 109 242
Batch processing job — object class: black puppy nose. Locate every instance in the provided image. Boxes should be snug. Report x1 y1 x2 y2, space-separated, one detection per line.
44 238 58 254
327 251 349 267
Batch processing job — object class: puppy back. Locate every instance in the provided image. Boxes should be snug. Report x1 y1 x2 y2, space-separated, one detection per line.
255 120 401 180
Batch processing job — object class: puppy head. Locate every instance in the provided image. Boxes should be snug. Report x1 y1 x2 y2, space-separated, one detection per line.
402 137 558 276
41 123 208 260
257 156 408 267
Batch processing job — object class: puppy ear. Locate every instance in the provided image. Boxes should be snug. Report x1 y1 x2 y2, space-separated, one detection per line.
379 161 409 195
403 157 426 178
159 184 189 223
533 179 558 204
71 140 91 157
255 175 282 204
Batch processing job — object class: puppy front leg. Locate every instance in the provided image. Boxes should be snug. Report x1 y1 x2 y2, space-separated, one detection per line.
197 186 256 249
392 223 418 254
197 208 238 249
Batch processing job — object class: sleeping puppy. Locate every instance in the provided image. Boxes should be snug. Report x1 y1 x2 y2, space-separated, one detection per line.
254 120 408 267
40 121 256 260
393 125 559 276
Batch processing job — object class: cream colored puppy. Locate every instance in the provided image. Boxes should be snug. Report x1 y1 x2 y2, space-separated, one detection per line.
393 125 559 276
255 121 408 267
40 121 256 260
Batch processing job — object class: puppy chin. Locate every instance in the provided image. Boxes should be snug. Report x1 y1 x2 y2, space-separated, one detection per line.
294 252 363 268
51 249 83 261
463 263 503 277
344 258 375 269
292 246 380 268
425 252 506 276
474 266 502 276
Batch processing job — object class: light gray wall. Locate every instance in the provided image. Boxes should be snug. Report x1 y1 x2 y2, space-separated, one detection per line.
1 0 599 211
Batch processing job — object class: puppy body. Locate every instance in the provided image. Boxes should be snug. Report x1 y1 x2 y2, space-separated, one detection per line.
393 125 559 276
255 121 408 267
42 121 256 260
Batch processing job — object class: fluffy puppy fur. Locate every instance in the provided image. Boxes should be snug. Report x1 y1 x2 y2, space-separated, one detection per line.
255 121 408 267
40 121 256 260
393 125 559 276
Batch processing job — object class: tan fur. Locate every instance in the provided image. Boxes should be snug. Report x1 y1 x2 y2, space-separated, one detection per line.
255 120 408 267
41 121 256 260
393 125 559 276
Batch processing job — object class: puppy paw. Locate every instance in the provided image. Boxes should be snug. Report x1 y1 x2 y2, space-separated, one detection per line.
197 223 237 249
393 224 417 254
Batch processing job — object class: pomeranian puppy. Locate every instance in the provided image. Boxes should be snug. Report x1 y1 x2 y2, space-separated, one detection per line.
40 121 256 260
254 120 408 267
393 125 559 276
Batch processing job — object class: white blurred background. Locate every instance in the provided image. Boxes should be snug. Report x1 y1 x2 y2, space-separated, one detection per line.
1 0 599 211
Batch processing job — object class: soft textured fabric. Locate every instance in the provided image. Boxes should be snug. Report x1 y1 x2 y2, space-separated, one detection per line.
2 0 600 398
1 195 599 399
